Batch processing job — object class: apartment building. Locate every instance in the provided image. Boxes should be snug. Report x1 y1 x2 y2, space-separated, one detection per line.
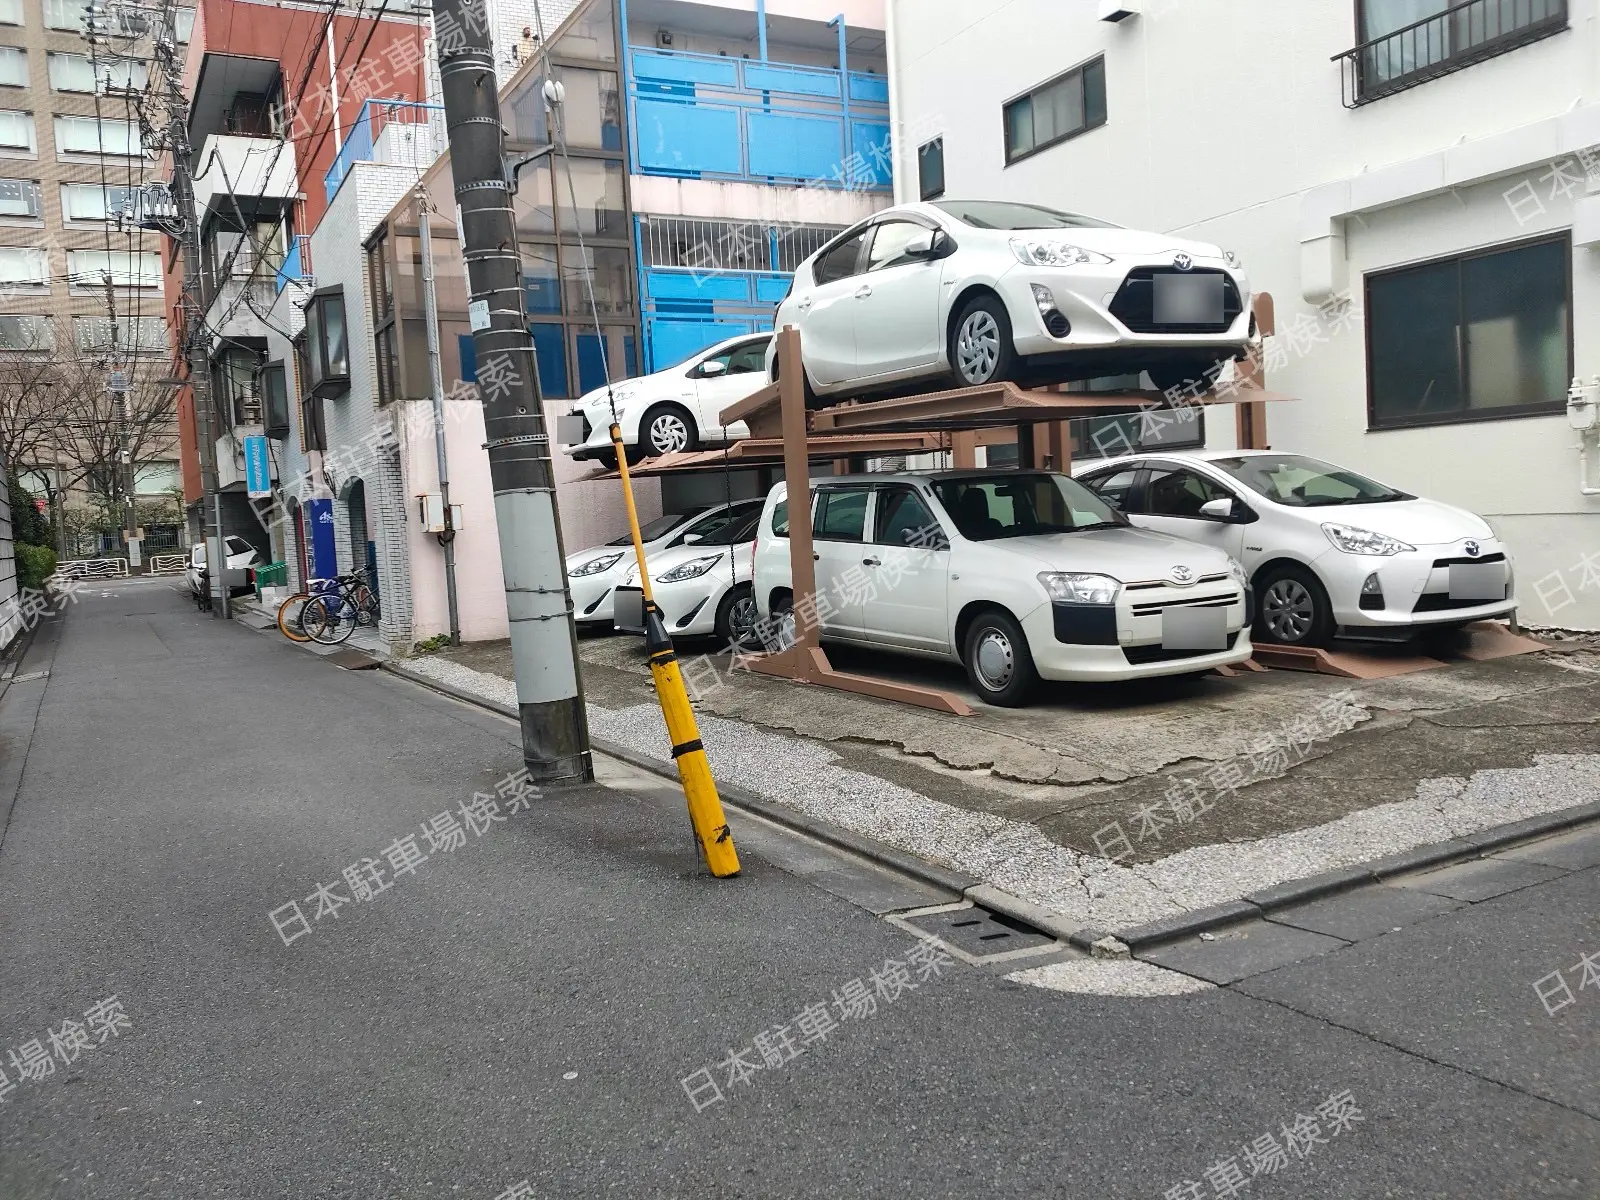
887 0 1600 629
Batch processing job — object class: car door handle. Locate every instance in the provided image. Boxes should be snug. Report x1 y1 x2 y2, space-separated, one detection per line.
796 297 814 312
813 552 820 561
854 285 872 299
862 557 881 567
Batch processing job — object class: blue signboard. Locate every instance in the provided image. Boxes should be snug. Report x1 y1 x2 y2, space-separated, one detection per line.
243 435 271 498
305 498 337 582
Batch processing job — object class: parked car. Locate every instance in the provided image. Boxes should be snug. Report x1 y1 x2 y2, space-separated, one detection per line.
186 536 261 604
565 332 773 464
765 199 1253 405
566 499 765 629
752 470 1252 705
1073 450 1517 647
610 505 764 646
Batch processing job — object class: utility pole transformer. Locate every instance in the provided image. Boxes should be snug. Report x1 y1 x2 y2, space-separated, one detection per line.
432 0 593 784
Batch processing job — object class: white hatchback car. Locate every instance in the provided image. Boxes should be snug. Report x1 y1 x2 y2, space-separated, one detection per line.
565 332 771 464
566 500 764 629
752 470 1252 706
1074 451 1517 647
610 505 763 646
766 200 1253 404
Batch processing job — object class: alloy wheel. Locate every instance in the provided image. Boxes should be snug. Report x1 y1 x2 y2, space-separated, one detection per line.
1261 578 1315 642
974 628 1015 691
648 412 690 455
956 311 1001 383
727 594 760 647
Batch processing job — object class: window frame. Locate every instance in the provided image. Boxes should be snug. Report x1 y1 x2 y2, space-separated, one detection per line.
1002 55 1106 166
301 285 351 399
0 46 26 89
811 224 871 286
1363 230 1573 432
260 361 291 438
917 136 944 201
0 177 41 218
813 486 871 543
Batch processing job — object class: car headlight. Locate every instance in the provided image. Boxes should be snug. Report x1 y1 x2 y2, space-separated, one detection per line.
1009 238 1112 268
570 552 625 577
657 554 724 583
1038 572 1120 605
1321 523 1415 557
1226 557 1248 586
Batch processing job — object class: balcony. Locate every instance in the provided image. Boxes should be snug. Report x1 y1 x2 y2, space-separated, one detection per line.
628 50 891 189
1334 0 1568 107
191 133 298 215
275 235 313 295
324 99 446 203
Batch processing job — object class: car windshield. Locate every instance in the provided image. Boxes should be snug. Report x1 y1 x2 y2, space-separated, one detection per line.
613 510 706 545
933 472 1128 540
694 510 761 546
931 200 1119 231
1209 454 1413 507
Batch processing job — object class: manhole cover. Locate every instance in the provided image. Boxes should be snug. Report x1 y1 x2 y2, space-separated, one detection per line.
324 649 381 671
896 903 1057 962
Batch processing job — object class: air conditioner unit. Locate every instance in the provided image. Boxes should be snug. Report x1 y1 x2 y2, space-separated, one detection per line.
1099 0 1140 20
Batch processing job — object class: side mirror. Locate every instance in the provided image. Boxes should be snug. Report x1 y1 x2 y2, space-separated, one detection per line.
699 360 727 378
1199 497 1237 521
682 532 704 544
904 229 951 262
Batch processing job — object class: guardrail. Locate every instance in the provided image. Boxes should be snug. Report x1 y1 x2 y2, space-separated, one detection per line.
324 98 445 202
274 234 313 295
148 554 187 574
55 558 129 578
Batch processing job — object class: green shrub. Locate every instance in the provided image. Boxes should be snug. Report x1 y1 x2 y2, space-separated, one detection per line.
15 543 56 592
7 474 51 548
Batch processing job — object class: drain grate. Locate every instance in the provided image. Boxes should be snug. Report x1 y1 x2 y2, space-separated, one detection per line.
897 904 1057 961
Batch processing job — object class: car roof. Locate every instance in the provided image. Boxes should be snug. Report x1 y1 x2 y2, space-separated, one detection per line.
771 468 1073 494
1075 449 1287 470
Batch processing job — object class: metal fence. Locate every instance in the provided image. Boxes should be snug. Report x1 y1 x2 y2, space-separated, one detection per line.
637 215 843 274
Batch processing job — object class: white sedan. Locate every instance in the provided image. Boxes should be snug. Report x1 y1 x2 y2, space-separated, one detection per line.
1074 451 1517 647
564 332 771 463
752 470 1252 706
566 500 764 629
766 199 1253 404
610 505 763 646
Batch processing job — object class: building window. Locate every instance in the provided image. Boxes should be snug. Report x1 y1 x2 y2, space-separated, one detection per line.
0 314 52 350
1366 234 1570 429
0 110 35 152
171 6 194 43
0 47 25 89
61 181 141 222
48 52 147 94
65 249 159 288
301 288 350 399
0 245 47 287
0 0 22 26
293 334 327 451
1003 56 1106 165
74 315 165 352
54 115 144 156
1342 0 1568 105
260 362 290 438
0 178 41 217
43 0 89 30
917 137 944 201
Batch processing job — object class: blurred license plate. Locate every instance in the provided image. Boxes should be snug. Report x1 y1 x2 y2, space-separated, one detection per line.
612 586 645 634
1161 605 1227 651
1448 563 1504 601
1154 273 1224 325
555 413 588 446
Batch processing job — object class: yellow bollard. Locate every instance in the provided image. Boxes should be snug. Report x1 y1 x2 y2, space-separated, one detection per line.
610 424 740 877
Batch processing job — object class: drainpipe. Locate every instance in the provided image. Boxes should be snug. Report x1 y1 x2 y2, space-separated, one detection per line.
757 0 767 61
326 23 343 151
828 15 850 167
884 0 904 203
416 183 462 643
617 0 636 174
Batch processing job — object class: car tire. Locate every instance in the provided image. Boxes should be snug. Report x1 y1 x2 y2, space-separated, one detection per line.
714 584 761 650
1146 359 1226 396
1254 564 1334 648
962 608 1039 707
639 403 699 457
950 294 1018 388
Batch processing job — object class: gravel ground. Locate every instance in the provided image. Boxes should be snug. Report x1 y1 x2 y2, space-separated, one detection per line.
403 655 1600 934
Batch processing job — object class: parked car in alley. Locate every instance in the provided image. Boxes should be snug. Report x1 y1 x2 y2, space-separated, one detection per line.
1073 450 1517 648
752 470 1252 706
565 332 773 464
765 200 1254 405
610 505 764 647
186 536 261 605
566 499 765 630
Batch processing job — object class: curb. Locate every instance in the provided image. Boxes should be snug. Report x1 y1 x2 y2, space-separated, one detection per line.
380 660 1600 955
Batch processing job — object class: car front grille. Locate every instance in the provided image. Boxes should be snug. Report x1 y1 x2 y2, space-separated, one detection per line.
1122 630 1243 665
1124 573 1230 591
1431 553 1505 568
1109 268 1243 334
1412 591 1506 613
1129 591 1236 617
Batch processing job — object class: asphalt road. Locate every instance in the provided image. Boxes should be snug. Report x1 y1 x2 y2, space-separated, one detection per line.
0 577 1595 1199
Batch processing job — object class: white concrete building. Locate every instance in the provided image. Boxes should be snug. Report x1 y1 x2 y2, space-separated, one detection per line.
887 0 1600 629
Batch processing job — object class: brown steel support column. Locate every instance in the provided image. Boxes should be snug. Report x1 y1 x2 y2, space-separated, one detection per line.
1236 293 1275 451
1017 423 1037 470
1042 420 1071 471
778 327 820 655
951 431 978 468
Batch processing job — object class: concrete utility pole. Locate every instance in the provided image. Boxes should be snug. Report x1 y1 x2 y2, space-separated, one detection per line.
431 0 593 784
415 183 462 645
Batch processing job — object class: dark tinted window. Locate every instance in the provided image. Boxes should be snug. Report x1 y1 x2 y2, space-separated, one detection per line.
675 503 760 545
917 137 944 201
933 473 1121 540
612 510 705 545
812 231 868 285
932 199 1116 230
1080 467 1141 511
1368 235 1569 428
698 510 762 545
815 488 869 542
1144 468 1232 518
873 488 944 546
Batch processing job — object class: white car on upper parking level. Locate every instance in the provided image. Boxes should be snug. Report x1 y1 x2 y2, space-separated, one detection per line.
765 200 1254 405
1073 450 1517 647
564 332 772 464
566 500 765 629
752 470 1252 706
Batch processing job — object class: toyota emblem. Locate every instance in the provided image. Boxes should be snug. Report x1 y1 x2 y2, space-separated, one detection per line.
1464 540 1480 557
1173 253 1193 272
1171 565 1195 585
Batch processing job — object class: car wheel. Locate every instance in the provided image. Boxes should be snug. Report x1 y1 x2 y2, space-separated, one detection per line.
1146 359 1226 396
950 294 1017 388
640 403 698 457
714 584 761 649
1254 565 1334 647
962 608 1039 707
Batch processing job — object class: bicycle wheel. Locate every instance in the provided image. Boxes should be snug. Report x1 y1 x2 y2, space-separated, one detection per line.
276 592 313 642
352 584 381 627
303 594 356 645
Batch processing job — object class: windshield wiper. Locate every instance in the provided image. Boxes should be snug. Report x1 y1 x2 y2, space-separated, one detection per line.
1069 521 1123 532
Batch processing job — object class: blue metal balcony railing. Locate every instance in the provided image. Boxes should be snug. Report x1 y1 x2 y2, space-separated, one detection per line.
627 49 891 190
323 98 446 202
274 235 312 294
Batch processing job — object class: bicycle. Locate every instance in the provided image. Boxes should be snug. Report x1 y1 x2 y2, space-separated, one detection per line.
277 569 380 645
